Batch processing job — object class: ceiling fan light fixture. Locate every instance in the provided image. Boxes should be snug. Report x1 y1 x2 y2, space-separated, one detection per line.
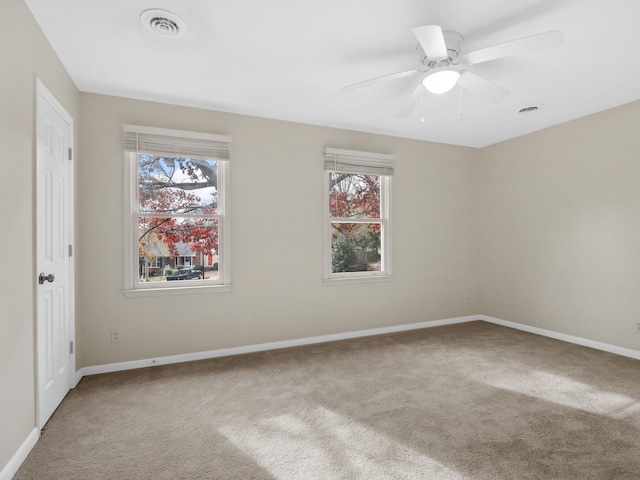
423 70 460 94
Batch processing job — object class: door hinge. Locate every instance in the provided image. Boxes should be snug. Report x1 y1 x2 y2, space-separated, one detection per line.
70 341 74 354
68 148 73 161
69 244 73 257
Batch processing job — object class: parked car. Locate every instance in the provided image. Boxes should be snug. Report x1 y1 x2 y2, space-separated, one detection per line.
166 268 203 281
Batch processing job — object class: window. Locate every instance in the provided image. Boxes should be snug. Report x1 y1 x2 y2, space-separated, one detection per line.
177 256 194 268
123 125 231 296
147 257 161 268
323 148 394 284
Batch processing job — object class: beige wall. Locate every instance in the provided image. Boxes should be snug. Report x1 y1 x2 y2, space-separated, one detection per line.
478 101 640 350
77 93 479 367
0 0 79 472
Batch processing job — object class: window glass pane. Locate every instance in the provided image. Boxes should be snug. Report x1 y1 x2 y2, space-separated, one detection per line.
329 172 380 218
139 155 218 215
331 223 381 273
138 216 219 282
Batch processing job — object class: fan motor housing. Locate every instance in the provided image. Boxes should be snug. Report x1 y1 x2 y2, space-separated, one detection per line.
417 30 464 66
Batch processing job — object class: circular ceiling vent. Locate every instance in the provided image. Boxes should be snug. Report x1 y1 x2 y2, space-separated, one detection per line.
140 9 186 37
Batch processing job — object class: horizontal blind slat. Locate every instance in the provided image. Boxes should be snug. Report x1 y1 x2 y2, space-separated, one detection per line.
124 129 230 161
324 149 394 176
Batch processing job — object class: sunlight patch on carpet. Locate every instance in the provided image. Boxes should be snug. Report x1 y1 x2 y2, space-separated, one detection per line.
482 369 640 423
219 406 465 479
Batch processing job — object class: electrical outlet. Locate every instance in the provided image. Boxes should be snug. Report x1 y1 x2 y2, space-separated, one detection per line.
465 296 469 304
635 322 640 334
111 329 121 344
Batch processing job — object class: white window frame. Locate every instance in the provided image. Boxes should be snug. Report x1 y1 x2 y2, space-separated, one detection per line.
123 125 231 297
177 256 195 267
323 148 394 285
147 257 161 268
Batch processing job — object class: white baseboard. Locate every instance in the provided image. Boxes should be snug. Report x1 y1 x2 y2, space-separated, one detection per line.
0 428 38 480
74 368 84 387
79 315 479 378
479 315 640 361
77 313 640 383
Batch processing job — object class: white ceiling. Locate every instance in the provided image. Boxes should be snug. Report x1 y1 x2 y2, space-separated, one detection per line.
24 0 640 148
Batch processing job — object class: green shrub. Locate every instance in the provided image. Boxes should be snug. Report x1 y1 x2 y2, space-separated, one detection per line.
332 234 357 273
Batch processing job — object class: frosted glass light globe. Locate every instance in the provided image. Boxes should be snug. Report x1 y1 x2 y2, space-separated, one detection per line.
423 70 460 94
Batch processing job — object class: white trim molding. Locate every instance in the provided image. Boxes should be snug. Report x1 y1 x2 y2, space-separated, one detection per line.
80 315 478 377
75 314 640 380
479 315 640 361
0 428 39 480
74 368 84 388
71 313 640 387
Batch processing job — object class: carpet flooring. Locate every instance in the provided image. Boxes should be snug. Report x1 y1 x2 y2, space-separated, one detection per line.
14 321 640 479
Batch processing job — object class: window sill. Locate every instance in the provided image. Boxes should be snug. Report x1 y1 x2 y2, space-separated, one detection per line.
123 284 232 298
323 275 394 286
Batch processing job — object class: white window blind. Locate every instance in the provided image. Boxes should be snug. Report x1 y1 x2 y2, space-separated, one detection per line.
124 124 231 161
324 148 395 177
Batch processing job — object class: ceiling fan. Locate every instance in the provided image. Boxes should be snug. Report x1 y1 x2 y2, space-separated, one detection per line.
343 25 564 118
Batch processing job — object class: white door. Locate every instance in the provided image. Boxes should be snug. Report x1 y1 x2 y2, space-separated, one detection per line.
36 79 75 427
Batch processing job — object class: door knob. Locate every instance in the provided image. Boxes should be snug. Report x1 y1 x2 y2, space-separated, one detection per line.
39 273 55 285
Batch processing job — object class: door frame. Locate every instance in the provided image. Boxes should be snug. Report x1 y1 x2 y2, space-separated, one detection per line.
35 78 76 429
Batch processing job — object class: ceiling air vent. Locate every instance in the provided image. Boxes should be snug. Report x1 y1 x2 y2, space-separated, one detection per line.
140 9 186 37
518 105 542 115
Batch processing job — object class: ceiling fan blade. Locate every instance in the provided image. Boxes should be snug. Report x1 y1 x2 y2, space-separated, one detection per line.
342 69 420 91
465 30 564 65
459 71 509 103
412 25 448 61
395 81 424 119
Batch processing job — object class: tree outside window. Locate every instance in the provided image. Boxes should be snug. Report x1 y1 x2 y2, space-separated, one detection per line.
329 172 382 273
137 155 219 282
123 125 231 296
324 148 393 283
